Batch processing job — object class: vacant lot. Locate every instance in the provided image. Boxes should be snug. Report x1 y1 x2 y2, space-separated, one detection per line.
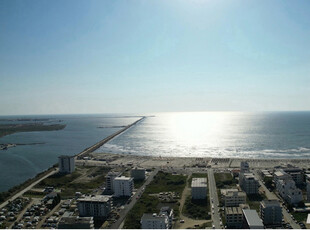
214 172 237 189
182 195 211 220
36 166 110 198
123 171 186 229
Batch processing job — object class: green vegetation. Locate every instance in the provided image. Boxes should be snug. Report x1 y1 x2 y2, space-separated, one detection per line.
133 179 145 189
292 212 308 222
0 123 66 138
123 171 186 229
182 195 211 220
263 177 275 191
214 173 237 189
36 166 110 198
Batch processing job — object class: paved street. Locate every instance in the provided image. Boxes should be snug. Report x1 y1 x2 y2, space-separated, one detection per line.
108 168 159 229
254 170 300 229
208 168 222 229
0 168 57 210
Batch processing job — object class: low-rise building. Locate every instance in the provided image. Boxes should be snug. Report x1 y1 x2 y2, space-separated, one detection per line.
221 189 246 207
141 213 169 229
225 206 243 228
57 216 94 229
131 167 146 180
260 200 282 226
58 155 75 174
113 176 134 197
191 178 207 200
242 209 264 229
77 195 112 219
240 173 259 195
283 168 303 186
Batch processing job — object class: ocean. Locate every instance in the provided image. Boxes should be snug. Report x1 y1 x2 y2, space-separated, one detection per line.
1 111 310 192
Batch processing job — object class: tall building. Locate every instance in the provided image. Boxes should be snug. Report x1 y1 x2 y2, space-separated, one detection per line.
191 178 207 200
113 176 134 197
131 167 146 180
240 161 249 173
283 168 303 186
240 173 259 195
225 206 243 228
260 200 282 226
140 213 169 229
221 189 246 207
105 172 120 194
58 155 75 174
77 195 112 219
306 174 310 202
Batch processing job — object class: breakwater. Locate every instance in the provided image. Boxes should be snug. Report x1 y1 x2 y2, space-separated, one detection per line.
76 116 145 159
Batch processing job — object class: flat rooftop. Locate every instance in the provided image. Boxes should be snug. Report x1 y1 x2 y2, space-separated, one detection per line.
191 178 207 188
77 195 111 203
243 209 264 228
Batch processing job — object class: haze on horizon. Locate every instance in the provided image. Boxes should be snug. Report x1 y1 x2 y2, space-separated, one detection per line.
1 0 310 116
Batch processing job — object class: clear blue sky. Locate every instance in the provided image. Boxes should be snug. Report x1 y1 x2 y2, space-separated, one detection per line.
1 0 310 115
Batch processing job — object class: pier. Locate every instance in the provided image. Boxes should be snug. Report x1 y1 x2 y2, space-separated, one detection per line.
75 116 145 159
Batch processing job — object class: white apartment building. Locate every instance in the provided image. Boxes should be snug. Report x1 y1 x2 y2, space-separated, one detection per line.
283 168 304 185
159 207 173 228
221 189 246 207
113 176 134 197
191 178 207 200
77 195 112 219
131 167 146 180
274 170 292 184
260 200 282 226
240 173 259 195
276 179 302 205
58 155 75 174
225 206 243 228
141 213 169 229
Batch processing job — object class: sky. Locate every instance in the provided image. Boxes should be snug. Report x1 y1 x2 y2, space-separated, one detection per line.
1 0 310 115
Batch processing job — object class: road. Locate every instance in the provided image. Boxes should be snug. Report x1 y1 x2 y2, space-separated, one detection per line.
0 168 57 210
254 170 300 229
208 168 222 229
108 168 159 229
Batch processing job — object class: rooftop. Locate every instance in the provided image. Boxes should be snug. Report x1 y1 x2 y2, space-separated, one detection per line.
77 195 111 203
243 209 264 228
141 213 167 221
58 216 94 225
261 200 281 208
191 178 207 188
225 207 243 215
114 176 133 181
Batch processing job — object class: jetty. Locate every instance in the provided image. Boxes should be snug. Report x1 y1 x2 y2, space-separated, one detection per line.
75 116 145 159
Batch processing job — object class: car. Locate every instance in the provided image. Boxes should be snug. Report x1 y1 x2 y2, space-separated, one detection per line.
180 220 185 223
212 224 215 229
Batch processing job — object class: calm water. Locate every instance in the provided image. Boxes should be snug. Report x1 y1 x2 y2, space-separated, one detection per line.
0 114 139 192
1 112 310 192
96 112 310 159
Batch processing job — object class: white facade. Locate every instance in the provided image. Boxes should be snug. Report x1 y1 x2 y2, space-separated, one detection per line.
221 189 246 207
77 195 112 219
113 176 134 197
191 178 207 200
276 179 302 205
131 167 146 180
141 214 169 229
58 155 75 174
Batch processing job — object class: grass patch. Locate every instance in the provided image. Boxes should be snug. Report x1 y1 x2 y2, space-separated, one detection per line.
214 173 237 189
292 212 308 222
182 195 211 220
123 171 186 229
134 179 145 189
